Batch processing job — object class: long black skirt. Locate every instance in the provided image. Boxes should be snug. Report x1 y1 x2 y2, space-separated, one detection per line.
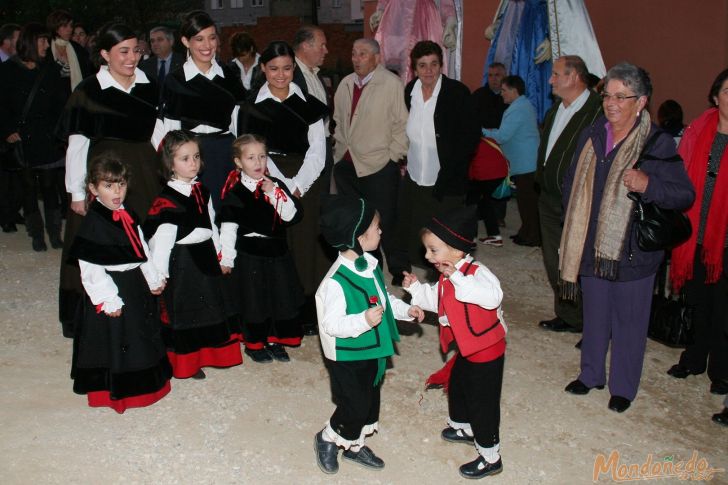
71 267 171 400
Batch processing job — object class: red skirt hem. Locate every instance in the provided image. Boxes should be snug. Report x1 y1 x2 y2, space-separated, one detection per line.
268 336 302 347
167 340 243 378
87 381 171 414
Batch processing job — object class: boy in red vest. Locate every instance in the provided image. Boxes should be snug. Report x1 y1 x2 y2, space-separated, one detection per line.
403 206 507 479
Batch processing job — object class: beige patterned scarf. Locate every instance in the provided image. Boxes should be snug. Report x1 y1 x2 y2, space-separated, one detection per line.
52 38 83 91
559 112 652 299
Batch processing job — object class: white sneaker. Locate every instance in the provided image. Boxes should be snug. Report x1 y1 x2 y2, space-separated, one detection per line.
479 236 503 247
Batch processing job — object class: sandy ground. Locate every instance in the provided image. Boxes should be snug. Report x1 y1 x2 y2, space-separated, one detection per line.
1 203 726 485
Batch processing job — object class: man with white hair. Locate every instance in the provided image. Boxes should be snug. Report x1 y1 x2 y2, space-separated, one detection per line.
332 38 408 268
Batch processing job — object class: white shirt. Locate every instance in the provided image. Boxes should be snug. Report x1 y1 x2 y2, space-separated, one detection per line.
233 53 259 90
147 178 222 279
406 76 442 187
295 56 330 134
65 67 153 202
315 252 414 360
219 172 298 268
78 203 164 313
257 82 327 196
152 57 240 149
544 88 590 161
404 255 505 327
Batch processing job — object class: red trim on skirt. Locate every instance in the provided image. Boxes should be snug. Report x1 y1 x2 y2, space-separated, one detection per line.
167 340 243 378
267 336 302 347
87 381 171 414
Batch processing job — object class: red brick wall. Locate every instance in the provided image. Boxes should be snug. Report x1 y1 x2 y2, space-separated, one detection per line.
220 17 361 76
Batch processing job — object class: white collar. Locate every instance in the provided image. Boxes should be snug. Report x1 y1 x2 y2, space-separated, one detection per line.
454 254 474 270
240 171 263 192
234 53 260 72
96 66 149 92
337 252 379 276
255 81 306 103
561 88 590 111
354 70 375 88
411 74 442 102
295 56 319 75
183 57 224 81
168 177 198 195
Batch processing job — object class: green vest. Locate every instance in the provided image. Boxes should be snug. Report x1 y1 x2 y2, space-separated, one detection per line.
331 264 400 362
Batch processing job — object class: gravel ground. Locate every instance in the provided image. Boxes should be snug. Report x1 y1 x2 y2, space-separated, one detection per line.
1 203 726 484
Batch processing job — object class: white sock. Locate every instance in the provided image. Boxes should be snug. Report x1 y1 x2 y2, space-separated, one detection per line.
478 443 500 464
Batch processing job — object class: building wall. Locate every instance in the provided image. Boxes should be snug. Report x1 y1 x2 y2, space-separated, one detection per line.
207 0 271 26
364 0 728 122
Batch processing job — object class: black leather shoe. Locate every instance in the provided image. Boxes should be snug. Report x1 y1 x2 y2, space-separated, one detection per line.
244 348 273 363
565 379 604 395
667 363 704 379
266 343 290 362
1 222 17 233
49 234 63 249
32 236 47 252
538 317 580 333
512 236 540 247
608 395 631 413
192 369 206 380
459 457 503 479
712 408 728 426
314 432 339 474
441 427 474 445
342 446 385 470
710 380 728 395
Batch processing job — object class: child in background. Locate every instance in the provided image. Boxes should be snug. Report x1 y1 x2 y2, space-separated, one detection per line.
314 195 424 474
219 134 304 363
145 130 242 380
403 206 507 479
69 155 171 413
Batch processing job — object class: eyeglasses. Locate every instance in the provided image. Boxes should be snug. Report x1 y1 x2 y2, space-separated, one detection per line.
601 92 639 103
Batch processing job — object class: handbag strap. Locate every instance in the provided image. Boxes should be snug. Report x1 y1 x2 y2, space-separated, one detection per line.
18 64 48 125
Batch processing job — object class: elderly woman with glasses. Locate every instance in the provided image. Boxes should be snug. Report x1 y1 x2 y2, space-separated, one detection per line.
560 62 694 413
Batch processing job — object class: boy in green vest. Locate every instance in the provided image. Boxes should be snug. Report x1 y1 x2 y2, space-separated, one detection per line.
313 195 424 474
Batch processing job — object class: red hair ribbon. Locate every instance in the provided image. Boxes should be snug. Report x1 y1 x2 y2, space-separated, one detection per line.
112 209 143 258
253 180 289 230
220 169 240 200
191 182 204 214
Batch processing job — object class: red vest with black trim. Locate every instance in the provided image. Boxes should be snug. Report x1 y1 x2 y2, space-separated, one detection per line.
438 261 506 362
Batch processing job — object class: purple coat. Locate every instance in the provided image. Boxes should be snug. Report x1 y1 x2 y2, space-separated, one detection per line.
562 116 695 281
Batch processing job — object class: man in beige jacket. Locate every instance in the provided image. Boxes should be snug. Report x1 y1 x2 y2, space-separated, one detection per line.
333 38 408 267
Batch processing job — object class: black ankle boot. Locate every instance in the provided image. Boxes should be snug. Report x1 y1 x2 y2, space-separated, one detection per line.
32 236 47 252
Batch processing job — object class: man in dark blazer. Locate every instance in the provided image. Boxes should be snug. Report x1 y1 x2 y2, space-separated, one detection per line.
389 40 480 284
535 55 602 334
139 26 184 97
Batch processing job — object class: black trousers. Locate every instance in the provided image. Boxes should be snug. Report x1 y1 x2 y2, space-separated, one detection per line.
678 246 728 383
466 178 505 237
23 167 63 238
449 353 504 448
334 159 399 269
0 169 23 226
512 171 540 244
538 194 582 328
326 358 381 441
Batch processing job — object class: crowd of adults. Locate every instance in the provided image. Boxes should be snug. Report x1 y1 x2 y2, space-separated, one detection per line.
0 9 727 425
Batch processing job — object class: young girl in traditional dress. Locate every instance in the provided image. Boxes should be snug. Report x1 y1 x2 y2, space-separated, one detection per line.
219 134 304 363
144 131 243 379
69 155 171 414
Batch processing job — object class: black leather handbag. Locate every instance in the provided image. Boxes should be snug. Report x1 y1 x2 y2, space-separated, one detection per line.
628 131 692 252
648 257 694 348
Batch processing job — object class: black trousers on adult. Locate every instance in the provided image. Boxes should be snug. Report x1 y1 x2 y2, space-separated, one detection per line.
389 173 464 275
448 353 504 449
22 167 63 240
334 159 399 268
0 169 23 227
326 358 381 441
512 171 540 245
678 246 728 384
538 193 582 329
466 178 505 237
